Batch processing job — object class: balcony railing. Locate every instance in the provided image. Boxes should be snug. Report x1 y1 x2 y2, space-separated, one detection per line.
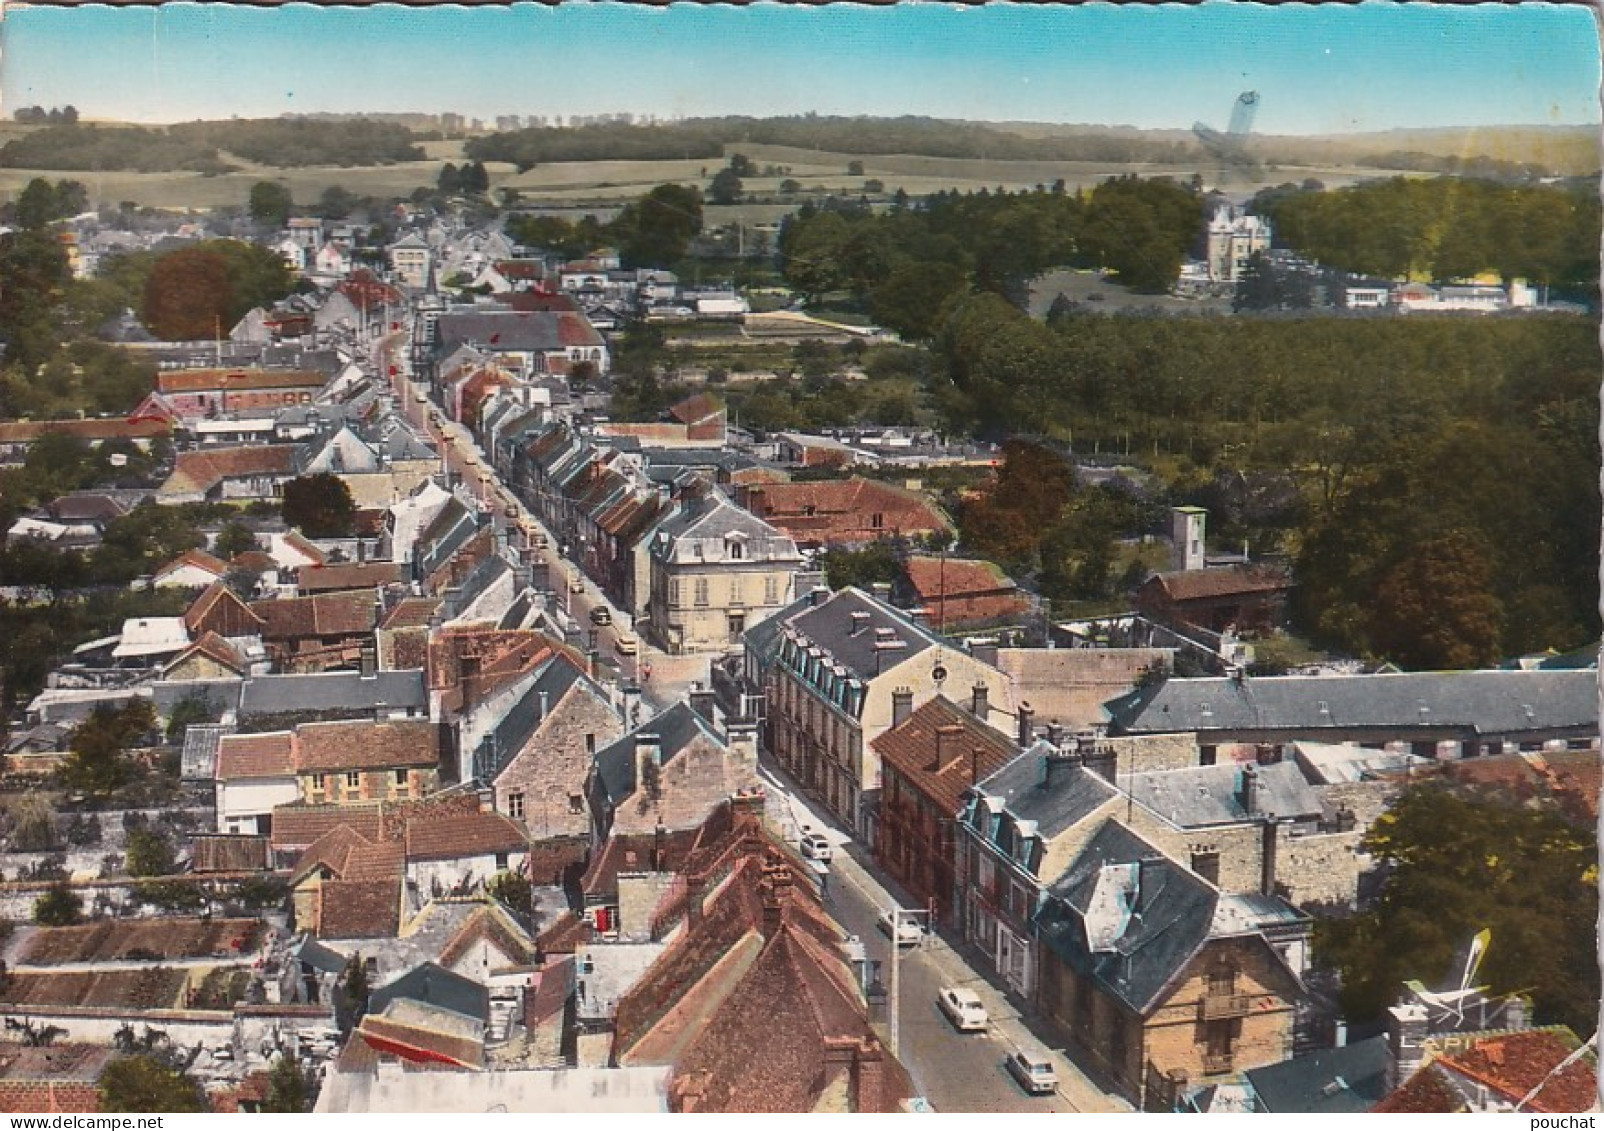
1199 992 1252 1021
1202 1051 1234 1076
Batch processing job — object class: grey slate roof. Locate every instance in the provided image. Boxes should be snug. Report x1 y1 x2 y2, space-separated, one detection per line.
292 933 350 976
416 496 478 579
369 960 489 1025
153 679 243 722
240 670 427 718
1244 1036 1392 1114
1104 670 1599 738
973 746 1120 844
434 311 599 356
1126 759 1322 828
180 723 234 782
592 701 721 809
1035 819 1219 1015
478 656 592 782
784 586 941 682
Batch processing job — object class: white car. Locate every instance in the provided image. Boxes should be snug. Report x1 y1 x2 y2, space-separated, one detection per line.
937 987 988 1032
800 832 832 862
877 909 926 947
1005 1049 1058 1095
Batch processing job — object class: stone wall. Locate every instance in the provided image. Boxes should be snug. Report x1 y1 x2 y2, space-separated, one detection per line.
494 686 625 841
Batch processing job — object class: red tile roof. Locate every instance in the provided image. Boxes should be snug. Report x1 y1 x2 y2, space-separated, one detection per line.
1149 564 1292 602
404 810 528 862
252 591 378 640
0 419 169 445
902 554 1029 627
183 582 266 638
1442 1030 1597 1113
216 731 295 780
269 803 384 853
290 824 380 885
742 478 951 546
356 1015 483 1069
165 631 249 676
155 548 229 580
317 878 401 939
292 719 439 773
161 445 300 496
381 596 441 630
297 562 403 594
669 392 724 428
872 696 1019 818
155 368 324 395
436 904 537 971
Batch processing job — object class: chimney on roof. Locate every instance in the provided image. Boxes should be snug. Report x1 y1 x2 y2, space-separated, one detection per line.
933 724 964 772
1017 702 1035 748
1261 814 1279 897
652 821 666 871
1045 722 1064 749
760 858 792 937
809 586 830 608
1239 763 1260 816
727 723 758 766
635 731 661 780
688 683 717 726
891 688 914 728
970 681 989 720
1385 1002 1429 1092
357 539 366 564
538 690 550 719
849 611 872 637
967 637 999 667
360 643 378 679
869 581 892 604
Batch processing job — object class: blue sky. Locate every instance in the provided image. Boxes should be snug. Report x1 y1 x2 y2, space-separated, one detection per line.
3 2 1598 134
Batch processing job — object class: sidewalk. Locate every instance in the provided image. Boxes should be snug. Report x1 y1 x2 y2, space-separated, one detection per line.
756 757 1130 1114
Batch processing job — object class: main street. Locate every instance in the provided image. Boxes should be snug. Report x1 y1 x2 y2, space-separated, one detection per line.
379 321 1126 1114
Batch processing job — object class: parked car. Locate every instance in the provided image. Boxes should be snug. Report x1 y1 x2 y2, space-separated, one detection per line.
613 632 639 656
568 574 585 594
800 832 832 862
877 909 926 947
1005 1049 1058 1095
589 606 613 626
937 987 989 1032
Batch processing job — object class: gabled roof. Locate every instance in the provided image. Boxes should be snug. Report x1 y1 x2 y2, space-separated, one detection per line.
970 748 1120 845
667 392 723 428
370 961 489 1025
240 669 427 718
1422 1028 1597 1113
355 1014 483 1070
437 903 538 971
434 310 602 354
318 878 402 940
381 596 442 630
902 554 1029 626
1245 1036 1392 1114
742 477 951 545
591 701 726 811
183 582 266 636
297 561 404 594
215 730 295 780
1146 563 1292 602
159 445 301 496
872 695 1018 818
270 802 385 853
164 631 249 677
404 810 528 862
292 718 439 772
1105 670 1600 738
154 548 228 581
251 590 379 640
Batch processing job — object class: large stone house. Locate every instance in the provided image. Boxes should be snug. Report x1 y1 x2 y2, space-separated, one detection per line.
645 486 802 654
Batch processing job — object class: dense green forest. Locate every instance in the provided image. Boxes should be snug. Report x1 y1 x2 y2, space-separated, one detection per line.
0 119 425 172
1253 176 1599 287
465 115 1204 170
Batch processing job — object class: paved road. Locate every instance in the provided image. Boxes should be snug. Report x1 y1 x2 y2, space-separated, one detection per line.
378 327 722 710
757 761 1129 1114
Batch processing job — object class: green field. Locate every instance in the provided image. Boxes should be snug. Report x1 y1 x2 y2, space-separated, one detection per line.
1 119 1591 212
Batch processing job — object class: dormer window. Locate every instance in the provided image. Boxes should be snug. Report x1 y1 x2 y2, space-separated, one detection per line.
726 536 745 561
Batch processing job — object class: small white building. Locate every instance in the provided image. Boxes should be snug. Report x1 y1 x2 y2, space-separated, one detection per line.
1206 205 1272 283
214 731 300 835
